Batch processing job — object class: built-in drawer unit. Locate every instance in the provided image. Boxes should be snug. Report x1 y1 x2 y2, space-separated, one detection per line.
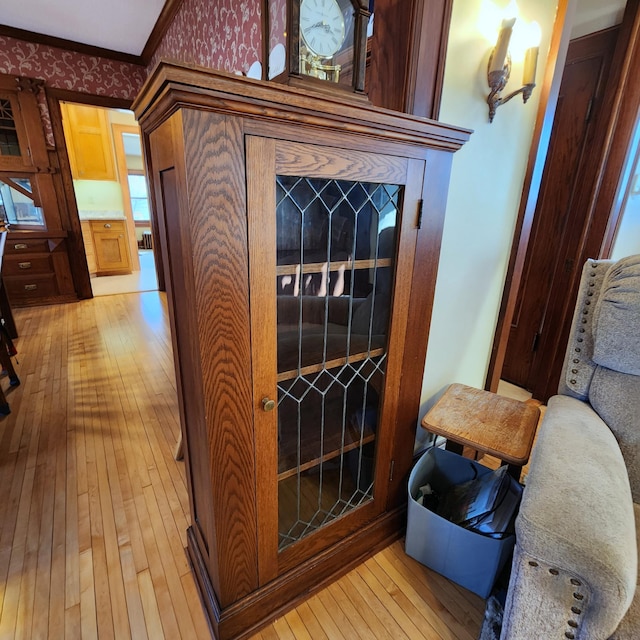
2 232 76 306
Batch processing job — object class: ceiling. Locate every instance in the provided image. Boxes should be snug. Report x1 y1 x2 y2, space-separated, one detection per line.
0 0 166 56
0 0 629 59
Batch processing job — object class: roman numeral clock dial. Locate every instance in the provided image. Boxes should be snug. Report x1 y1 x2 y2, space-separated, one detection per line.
299 0 346 82
265 0 369 95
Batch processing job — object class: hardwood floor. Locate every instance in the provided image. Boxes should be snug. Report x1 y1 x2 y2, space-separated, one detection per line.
0 292 485 639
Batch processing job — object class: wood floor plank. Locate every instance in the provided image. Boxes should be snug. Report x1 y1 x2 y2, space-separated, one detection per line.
0 292 488 640
272 616 296 640
366 549 464 640
327 580 385 640
353 562 427 640
302 592 345 639
343 569 409 640
291 601 327 640
138 569 164 639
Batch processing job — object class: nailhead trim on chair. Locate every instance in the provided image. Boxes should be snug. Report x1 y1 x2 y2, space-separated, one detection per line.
563 260 613 398
524 558 587 639
570 265 599 385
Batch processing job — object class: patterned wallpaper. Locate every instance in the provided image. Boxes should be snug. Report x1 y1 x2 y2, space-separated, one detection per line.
148 0 262 77
0 36 145 100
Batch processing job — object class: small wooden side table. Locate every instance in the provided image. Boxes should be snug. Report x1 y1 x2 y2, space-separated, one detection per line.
421 383 540 480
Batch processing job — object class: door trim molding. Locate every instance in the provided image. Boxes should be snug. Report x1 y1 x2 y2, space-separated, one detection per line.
485 0 578 393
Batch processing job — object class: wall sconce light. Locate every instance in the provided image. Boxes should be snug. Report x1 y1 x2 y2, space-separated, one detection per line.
487 15 540 122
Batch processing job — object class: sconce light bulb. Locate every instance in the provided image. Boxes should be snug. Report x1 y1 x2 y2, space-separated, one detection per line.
529 21 542 47
504 0 519 21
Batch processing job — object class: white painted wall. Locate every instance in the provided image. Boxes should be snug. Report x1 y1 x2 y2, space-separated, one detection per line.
571 0 626 39
415 0 561 448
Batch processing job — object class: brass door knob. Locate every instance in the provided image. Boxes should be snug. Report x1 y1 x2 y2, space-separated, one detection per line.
262 398 276 412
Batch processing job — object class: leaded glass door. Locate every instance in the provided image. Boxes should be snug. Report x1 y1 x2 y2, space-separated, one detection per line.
0 90 32 171
248 137 425 581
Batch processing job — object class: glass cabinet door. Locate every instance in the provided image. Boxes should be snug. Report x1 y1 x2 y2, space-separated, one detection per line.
0 90 33 171
248 137 424 579
275 175 400 551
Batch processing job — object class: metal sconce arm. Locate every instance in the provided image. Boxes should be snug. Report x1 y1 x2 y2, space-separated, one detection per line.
488 62 535 123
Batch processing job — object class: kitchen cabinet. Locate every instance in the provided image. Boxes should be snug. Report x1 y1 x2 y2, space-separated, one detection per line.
61 103 116 181
134 63 469 640
80 220 97 275
90 219 131 275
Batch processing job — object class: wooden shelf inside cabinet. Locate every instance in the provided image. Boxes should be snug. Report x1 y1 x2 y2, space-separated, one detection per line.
277 335 385 382
276 258 392 276
278 419 376 480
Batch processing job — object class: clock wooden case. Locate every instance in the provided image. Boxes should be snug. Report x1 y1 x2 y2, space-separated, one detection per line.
134 62 469 640
265 0 370 96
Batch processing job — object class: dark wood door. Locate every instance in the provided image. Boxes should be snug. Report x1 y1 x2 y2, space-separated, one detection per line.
501 29 618 398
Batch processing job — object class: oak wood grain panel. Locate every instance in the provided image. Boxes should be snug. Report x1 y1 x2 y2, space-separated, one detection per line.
274 140 408 182
246 135 279 586
369 157 423 512
149 115 218 595
246 119 435 164
389 148 453 506
181 108 259 606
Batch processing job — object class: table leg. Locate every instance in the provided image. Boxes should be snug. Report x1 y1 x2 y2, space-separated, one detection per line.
444 440 464 456
507 463 523 482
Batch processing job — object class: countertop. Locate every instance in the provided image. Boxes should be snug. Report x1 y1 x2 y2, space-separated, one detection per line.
78 210 126 221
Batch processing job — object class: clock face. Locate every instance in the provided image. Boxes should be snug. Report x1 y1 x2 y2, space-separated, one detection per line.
299 0 346 58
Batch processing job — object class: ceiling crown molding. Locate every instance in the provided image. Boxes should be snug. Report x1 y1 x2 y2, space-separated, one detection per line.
140 0 186 65
0 23 144 65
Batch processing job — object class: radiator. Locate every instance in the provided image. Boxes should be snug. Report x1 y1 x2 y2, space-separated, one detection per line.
142 231 153 250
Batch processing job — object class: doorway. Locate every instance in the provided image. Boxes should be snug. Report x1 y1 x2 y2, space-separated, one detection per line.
500 27 618 401
59 102 157 296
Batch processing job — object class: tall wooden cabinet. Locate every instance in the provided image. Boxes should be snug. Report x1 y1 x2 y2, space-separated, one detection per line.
0 72 77 306
133 63 469 640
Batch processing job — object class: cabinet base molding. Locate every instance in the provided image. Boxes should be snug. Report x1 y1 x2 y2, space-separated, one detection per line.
187 506 406 640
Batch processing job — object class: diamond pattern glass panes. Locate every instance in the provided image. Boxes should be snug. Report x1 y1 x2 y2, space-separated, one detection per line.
0 178 45 227
0 99 20 157
276 175 401 551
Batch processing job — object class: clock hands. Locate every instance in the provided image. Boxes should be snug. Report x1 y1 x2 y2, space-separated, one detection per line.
304 21 334 35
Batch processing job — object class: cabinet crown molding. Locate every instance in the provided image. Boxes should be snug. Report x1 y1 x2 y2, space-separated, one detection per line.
133 61 471 152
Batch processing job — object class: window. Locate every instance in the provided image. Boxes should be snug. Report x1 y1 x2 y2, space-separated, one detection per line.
127 173 150 222
0 177 45 228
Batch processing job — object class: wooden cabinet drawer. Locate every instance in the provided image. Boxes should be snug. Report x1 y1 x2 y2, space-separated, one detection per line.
5 274 58 302
5 238 49 254
3 254 53 276
90 220 126 234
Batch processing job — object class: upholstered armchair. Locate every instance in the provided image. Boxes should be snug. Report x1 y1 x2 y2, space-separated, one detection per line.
500 254 640 639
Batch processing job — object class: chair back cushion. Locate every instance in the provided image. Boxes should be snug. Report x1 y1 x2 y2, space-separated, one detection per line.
591 254 640 375
589 367 640 500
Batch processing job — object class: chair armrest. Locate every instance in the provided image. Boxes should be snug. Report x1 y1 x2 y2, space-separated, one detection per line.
501 395 637 640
